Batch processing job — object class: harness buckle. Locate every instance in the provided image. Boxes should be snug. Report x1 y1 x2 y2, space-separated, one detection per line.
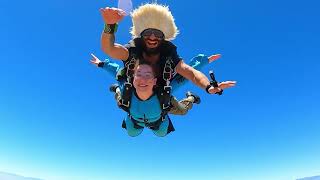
162 103 170 110
161 115 166 122
121 100 130 107
126 56 137 78
163 59 173 82
126 62 135 77
163 85 172 93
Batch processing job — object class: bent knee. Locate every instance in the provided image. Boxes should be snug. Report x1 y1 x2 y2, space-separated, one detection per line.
153 131 168 137
126 127 143 137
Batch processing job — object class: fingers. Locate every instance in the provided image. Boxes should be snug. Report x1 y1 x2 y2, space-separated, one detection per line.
224 81 237 85
208 54 221 63
90 58 98 64
219 81 237 89
99 7 109 14
100 7 125 16
208 86 222 94
117 8 126 16
90 53 100 65
100 7 125 24
90 53 98 59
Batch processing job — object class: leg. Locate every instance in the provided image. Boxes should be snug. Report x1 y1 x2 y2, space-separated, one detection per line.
169 96 193 115
124 115 144 137
152 116 170 137
169 92 201 115
109 84 122 104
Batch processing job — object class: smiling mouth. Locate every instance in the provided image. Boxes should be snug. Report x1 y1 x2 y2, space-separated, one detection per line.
146 40 158 46
138 84 148 87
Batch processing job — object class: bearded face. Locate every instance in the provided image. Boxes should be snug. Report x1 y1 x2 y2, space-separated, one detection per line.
140 28 164 56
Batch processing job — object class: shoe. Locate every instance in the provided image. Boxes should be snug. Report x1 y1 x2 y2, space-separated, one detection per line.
109 84 119 92
186 91 201 104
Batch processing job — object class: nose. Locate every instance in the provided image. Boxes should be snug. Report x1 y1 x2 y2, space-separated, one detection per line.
148 33 157 40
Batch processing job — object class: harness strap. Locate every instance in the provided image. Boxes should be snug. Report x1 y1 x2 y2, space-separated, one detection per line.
163 57 173 86
159 86 172 112
122 114 175 135
158 57 174 113
118 55 138 111
129 115 164 131
118 82 133 112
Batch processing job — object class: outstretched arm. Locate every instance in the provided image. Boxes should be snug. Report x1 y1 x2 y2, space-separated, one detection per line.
100 7 129 61
176 60 236 94
171 53 221 92
176 60 211 89
90 53 121 77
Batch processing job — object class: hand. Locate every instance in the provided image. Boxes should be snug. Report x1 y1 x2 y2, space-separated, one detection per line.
90 53 101 66
99 7 126 24
207 81 236 94
208 54 221 63
218 81 236 89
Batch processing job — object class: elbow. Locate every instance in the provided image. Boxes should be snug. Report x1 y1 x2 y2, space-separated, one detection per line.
101 44 112 55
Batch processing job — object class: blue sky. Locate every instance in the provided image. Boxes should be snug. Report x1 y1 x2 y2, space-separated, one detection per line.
0 0 320 180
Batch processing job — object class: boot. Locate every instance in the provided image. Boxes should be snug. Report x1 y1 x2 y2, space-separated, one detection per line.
109 84 119 93
186 91 201 104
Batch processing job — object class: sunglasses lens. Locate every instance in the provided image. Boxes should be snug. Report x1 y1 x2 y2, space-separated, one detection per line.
141 29 164 39
154 31 164 39
142 29 152 37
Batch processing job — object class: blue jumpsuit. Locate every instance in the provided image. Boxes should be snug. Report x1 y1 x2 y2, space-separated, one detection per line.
124 91 170 137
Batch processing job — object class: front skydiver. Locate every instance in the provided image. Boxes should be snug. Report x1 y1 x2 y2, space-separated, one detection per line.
90 53 222 115
111 60 189 136
109 60 233 137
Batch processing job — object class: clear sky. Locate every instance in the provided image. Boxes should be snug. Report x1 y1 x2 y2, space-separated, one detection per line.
1 0 320 180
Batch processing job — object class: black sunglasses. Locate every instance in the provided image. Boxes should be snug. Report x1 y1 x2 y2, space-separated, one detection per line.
140 28 165 39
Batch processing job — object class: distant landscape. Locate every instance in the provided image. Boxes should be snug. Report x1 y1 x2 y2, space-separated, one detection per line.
1 171 319 180
297 176 320 180
0 172 42 180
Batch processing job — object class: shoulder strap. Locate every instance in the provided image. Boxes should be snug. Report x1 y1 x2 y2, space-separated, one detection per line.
155 57 174 117
117 54 138 112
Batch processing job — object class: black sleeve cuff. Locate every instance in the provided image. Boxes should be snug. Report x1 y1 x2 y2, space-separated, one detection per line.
97 62 105 67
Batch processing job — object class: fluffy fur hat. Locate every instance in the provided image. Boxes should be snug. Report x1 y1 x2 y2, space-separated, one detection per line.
130 3 179 41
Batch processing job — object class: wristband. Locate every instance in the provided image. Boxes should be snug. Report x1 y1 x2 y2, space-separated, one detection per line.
103 23 118 34
205 84 212 94
206 84 223 95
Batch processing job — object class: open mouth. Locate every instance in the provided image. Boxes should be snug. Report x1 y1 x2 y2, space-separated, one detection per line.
138 84 148 87
146 40 158 47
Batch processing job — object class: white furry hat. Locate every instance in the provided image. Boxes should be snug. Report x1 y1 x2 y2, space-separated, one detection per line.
130 3 179 41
